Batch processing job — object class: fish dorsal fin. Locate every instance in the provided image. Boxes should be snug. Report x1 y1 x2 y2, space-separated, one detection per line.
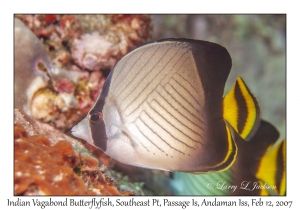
187 39 232 97
223 77 260 141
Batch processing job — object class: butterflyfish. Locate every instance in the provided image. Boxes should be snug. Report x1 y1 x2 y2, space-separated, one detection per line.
173 120 285 195
72 38 260 173
233 120 285 195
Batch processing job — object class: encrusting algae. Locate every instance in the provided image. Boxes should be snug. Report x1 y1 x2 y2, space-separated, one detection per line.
14 124 95 195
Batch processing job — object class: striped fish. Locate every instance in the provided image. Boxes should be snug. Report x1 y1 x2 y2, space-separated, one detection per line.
173 120 286 195
71 38 260 173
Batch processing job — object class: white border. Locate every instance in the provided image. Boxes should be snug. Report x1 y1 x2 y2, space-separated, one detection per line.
1 0 298 209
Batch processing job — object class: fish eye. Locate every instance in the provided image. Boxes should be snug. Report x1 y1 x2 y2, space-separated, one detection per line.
89 111 102 124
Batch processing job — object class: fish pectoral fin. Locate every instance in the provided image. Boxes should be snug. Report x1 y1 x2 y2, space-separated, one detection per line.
113 123 141 148
223 76 260 141
106 102 141 148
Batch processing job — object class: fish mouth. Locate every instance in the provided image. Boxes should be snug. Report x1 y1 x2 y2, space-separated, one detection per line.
71 116 94 145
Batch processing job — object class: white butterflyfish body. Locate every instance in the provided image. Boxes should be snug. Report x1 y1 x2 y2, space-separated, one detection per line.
72 38 260 173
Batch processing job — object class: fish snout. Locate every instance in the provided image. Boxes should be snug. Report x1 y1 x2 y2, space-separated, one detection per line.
71 117 94 145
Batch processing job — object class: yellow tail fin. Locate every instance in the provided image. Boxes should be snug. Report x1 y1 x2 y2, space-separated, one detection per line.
223 77 260 140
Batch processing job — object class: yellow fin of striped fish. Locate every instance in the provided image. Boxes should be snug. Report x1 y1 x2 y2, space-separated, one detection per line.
256 139 286 195
223 77 260 140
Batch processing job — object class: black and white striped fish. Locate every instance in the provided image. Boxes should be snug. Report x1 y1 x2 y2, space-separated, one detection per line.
71 38 260 173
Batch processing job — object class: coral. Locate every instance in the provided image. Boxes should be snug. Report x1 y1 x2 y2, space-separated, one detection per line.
54 78 76 94
15 14 152 72
14 18 51 113
108 15 151 51
14 17 86 131
14 110 145 195
14 14 151 131
29 88 79 130
14 123 94 195
15 109 86 147
72 32 118 71
14 123 138 195
106 170 146 195
72 15 152 71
